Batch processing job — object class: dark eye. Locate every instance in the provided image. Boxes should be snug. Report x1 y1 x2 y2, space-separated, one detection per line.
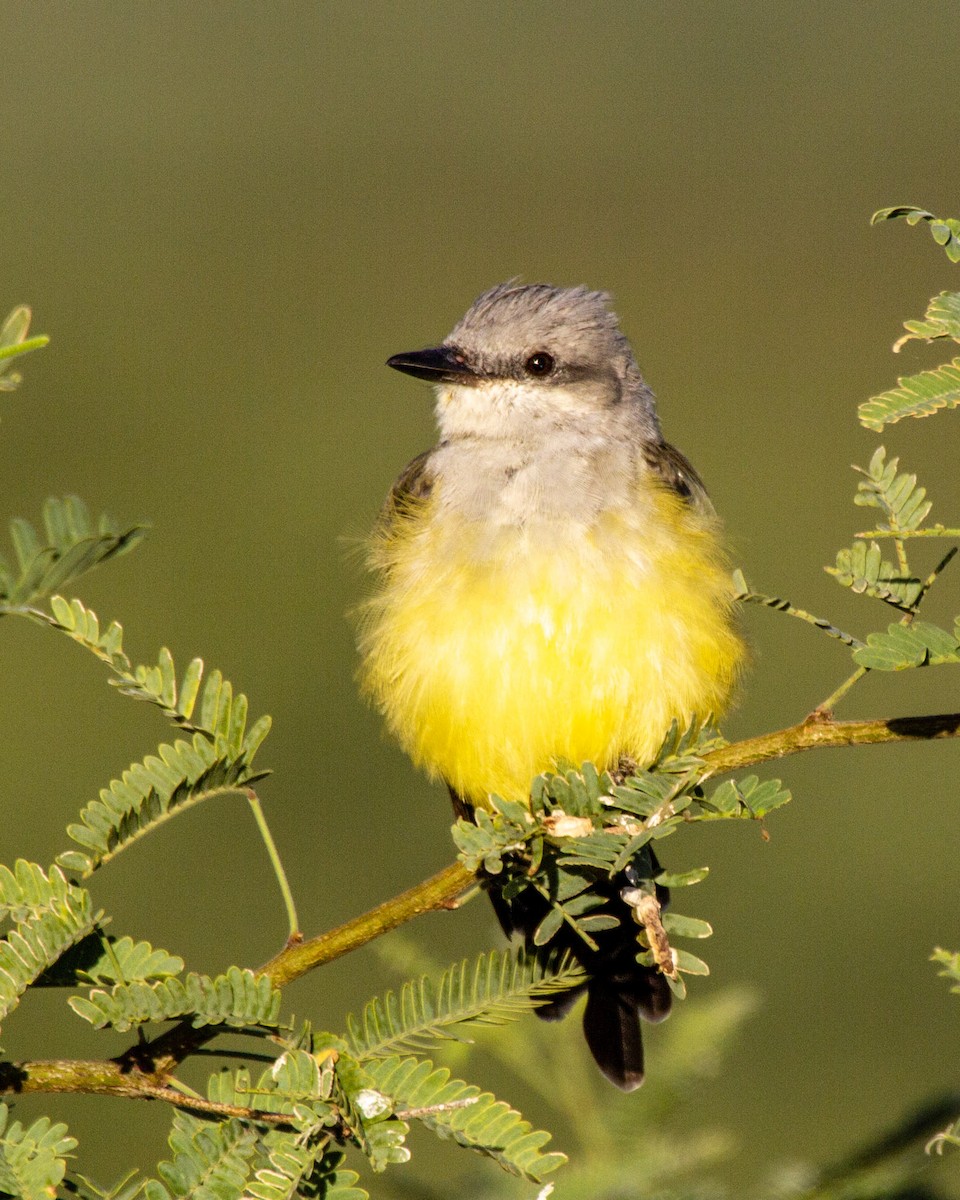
524 351 555 377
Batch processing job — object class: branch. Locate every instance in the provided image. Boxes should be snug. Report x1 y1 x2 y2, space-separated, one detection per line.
702 710 960 774
259 860 475 987
0 1058 297 1125
0 864 478 1107
4 709 959 1107
130 860 476 1078
128 709 960 1021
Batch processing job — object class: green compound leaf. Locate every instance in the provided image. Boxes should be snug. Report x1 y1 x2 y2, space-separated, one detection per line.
0 1105 77 1200
859 358 960 431
872 206 960 262
852 620 960 671
36 934 185 989
141 1112 258 1200
0 862 99 1029
0 859 89 920
851 447 933 532
243 1140 365 1200
47 602 271 875
68 965 282 1033
75 936 185 986
58 732 270 877
829 449 935 610
0 497 145 608
893 290 960 350
648 714 726 767
530 761 610 817
363 1055 566 1182
827 542 921 611
328 1055 410 1173
48 596 272 755
702 775 792 819
932 947 960 993
205 1053 367 1194
208 1051 331 1121
609 771 692 820
734 568 865 647
346 947 586 1061
450 815 506 875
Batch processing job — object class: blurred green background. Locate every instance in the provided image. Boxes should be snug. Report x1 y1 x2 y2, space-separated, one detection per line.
1 1 960 1192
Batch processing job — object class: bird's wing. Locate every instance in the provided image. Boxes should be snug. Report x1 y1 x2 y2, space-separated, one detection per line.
643 440 715 514
378 448 436 527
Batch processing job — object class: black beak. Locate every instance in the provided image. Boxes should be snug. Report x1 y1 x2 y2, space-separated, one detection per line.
386 346 478 384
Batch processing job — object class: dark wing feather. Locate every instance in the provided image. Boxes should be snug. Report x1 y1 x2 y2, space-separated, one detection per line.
643 440 714 513
379 449 435 527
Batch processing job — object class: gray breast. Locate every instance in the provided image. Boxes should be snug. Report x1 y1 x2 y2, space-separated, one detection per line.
432 433 638 527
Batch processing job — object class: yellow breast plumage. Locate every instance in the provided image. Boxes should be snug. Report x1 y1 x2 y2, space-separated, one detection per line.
358 477 743 805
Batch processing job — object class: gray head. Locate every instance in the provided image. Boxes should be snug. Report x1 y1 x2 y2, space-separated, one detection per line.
387 282 662 442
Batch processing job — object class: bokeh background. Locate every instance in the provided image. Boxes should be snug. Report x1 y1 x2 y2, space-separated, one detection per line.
1 2 959 1193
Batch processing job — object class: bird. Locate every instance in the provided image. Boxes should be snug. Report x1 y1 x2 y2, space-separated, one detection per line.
357 282 744 1089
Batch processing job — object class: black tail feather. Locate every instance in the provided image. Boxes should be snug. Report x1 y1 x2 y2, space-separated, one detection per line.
583 978 646 1091
473 808 672 1085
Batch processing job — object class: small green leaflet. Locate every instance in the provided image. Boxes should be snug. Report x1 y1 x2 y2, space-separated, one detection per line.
853 620 960 671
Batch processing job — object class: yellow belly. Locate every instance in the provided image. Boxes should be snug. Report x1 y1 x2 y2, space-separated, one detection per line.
359 486 743 806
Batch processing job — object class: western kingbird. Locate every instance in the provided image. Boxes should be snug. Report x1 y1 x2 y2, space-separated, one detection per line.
359 282 744 1089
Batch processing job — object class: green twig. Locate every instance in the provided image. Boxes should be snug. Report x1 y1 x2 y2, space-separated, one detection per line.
0 603 57 625
815 666 869 715
0 335 49 361
259 860 475 988
856 526 960 539
892 532 910 579
913 545 958 611
245 788 300 941
734 576 864 648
